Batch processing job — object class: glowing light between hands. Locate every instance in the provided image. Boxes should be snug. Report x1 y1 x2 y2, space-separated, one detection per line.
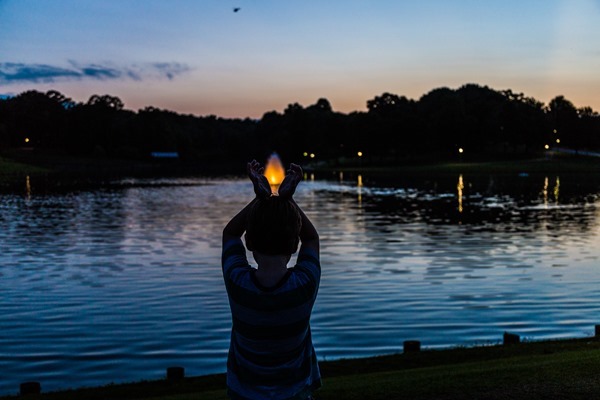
264 154 285 195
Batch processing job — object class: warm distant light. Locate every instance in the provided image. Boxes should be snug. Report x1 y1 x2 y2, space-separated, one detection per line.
310 153 315 159
357 151 363 157
357 174 363 204
264 154 285 194
556 139 561 144
457 174 464 213
25 175 31 199
458 148 464 154
544 144 550 150
553 129 557 134
303 152 308 157
24 138 30 143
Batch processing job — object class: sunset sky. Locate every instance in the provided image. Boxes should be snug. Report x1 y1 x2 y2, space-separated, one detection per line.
1 0 599 118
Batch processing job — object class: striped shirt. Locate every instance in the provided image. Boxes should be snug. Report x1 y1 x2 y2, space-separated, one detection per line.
222 238 321 400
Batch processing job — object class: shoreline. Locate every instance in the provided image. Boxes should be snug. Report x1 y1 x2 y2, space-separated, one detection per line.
3 152 600 183
4 154 600 196
310 155 600 176
2 334 599 399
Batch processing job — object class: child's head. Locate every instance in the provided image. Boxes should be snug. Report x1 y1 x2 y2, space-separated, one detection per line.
245 197 301 256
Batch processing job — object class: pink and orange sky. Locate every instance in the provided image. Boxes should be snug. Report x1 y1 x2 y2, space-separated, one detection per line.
1 0 599 118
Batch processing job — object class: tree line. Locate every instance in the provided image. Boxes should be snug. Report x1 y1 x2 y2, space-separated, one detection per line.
1 83 599 168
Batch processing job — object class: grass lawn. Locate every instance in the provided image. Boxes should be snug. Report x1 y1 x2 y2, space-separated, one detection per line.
318 348 600 400
5 337 599 400
0 156 26 174
0 156 48 176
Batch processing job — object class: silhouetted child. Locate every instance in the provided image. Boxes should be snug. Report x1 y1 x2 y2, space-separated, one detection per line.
222 161 321 400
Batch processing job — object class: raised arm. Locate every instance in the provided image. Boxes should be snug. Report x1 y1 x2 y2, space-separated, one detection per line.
223 160 319 254
294 199 319 255
222 160 271 244
280 163 319 255
222 197 257 245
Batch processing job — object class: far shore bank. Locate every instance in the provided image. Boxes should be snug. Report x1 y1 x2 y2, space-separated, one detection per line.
3 151 600 195
2 335 599 400
3 150 600 182
0 154 600 195
311 155 600 176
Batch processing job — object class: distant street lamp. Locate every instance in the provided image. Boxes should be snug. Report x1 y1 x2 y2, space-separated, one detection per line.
357 151 363 157
310 153 315 159
24 138 30 143
556 139 561 144
303 152 308 157
458 148 464 154
544 144 550 150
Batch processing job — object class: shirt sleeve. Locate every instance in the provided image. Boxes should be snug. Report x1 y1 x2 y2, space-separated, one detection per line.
294 244 321 285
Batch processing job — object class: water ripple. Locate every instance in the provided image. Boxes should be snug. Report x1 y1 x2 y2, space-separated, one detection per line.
0 174 600 394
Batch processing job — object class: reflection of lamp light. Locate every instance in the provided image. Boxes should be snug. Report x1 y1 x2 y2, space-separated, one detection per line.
457 174 464 213
543 176 548 206
357 174 363 204
25 175 31 199
264 154 285 194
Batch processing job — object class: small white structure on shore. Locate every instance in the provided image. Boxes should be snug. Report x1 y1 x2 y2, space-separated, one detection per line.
150 152 179 159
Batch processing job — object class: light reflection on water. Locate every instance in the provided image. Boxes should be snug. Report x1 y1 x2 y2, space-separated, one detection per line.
1 173 600 394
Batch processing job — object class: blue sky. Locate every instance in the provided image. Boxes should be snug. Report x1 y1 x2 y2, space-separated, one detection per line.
1 0 599 117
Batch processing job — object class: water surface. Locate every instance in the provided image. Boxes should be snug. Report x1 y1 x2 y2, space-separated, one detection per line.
1 172 599 394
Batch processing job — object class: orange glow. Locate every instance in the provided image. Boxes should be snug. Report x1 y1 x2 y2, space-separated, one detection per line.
457 174 464 213
264 154 285 194
24 138 30 143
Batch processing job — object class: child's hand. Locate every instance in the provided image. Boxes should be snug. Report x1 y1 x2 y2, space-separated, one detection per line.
247 160 271 198
278 163 303 199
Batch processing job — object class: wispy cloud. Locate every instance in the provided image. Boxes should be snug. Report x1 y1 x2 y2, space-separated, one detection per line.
0 61 191 84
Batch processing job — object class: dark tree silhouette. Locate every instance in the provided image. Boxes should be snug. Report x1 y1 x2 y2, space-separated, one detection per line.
1 85 599 170
366 92 418 159
548 95 579 149
87 94 124 110
1 90 69 148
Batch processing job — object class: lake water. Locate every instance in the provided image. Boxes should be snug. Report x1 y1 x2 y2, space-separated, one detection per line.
1 172 599 395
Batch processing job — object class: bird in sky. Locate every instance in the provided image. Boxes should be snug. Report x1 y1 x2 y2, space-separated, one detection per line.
233 7 241 12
